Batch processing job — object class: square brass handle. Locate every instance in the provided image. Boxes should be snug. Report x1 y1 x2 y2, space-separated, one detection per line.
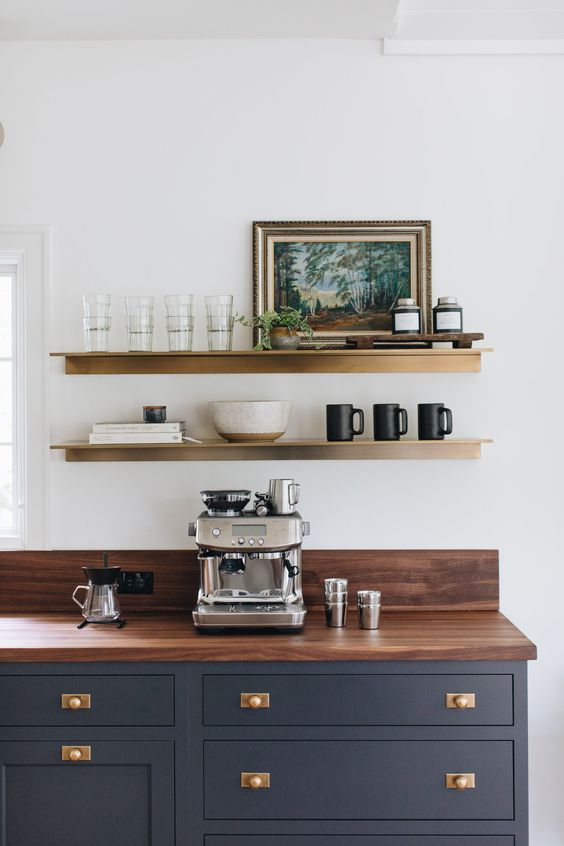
61 694 91 710
445 773 476 790
61 745 91 762
241 772 270 789
445 693 476 710
240 693 270 709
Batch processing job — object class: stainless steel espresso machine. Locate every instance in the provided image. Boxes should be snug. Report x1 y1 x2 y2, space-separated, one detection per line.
189 481 309 630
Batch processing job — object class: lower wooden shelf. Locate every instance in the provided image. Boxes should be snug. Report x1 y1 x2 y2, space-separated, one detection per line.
50 438 492 462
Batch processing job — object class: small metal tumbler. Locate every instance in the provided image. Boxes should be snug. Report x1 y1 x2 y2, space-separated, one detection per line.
325 600 347 628
357 590 381 630
324 578 348 627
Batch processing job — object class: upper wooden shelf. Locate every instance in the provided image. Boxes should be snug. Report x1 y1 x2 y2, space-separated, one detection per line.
50 348 491 375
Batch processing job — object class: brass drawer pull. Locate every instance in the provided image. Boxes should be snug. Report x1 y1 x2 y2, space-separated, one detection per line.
446 693 476 710
61 694 91 710
241 772 270 789
240 693 270 709
61 745 91 762
446 772 476 790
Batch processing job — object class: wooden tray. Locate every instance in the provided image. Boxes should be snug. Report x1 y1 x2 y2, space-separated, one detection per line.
345 332 484 350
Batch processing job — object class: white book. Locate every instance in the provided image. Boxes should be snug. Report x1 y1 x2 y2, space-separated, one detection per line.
92 421 186 433
89 432 185 444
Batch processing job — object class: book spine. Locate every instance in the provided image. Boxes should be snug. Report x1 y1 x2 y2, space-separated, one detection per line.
92 423 185 433
89 433 185 444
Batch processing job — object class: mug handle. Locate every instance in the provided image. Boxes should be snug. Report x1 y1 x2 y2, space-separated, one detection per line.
396 407 409 436
440 407 453 435
352 408 365 436
289 483 300 506
72 585 89 610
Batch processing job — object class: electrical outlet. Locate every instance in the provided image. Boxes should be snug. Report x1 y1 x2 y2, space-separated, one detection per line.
118 571 154 594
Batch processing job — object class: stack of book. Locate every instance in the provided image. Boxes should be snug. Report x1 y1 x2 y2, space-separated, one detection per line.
89 421 186 444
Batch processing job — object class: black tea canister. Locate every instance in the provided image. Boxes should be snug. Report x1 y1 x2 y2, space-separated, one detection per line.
433 297 463 333
391 298 421 335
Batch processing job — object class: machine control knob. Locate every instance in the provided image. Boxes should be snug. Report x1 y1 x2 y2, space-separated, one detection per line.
238 537 245 545
258 538 264 546
248 538 255 545
188 522 197 537
301 521 311 536
212 528 221 537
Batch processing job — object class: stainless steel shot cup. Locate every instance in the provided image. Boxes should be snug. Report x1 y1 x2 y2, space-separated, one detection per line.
324 578 348 627
357 590 381 630
325 600 347 628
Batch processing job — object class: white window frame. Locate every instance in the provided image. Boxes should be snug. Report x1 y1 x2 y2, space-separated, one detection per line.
0 228 48 549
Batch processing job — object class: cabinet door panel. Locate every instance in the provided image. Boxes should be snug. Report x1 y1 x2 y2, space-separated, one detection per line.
0 741 174 846
206 838 514 845
204 740 514 821
0 674 174 725
203 674 513 726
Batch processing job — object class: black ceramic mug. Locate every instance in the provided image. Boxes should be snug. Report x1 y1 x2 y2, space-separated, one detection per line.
373 404 408 441
418 403 453 440
326 404 365 441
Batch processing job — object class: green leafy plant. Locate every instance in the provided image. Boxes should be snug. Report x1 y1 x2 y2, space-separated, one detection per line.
237 307 315 350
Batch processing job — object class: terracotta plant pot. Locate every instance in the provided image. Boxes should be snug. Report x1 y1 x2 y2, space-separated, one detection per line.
268 327 300 350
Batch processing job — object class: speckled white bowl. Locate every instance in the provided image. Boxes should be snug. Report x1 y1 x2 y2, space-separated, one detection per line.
209 401 291 442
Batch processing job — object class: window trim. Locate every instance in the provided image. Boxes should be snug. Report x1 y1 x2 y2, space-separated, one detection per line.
0 228 48 549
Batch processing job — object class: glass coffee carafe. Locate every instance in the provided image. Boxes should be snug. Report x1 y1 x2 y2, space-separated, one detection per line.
72 566 122 625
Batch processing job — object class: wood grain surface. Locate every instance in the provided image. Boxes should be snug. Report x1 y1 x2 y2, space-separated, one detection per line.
0 549 499 614
49 348 489 375
51 439 491 462
0 610 536 662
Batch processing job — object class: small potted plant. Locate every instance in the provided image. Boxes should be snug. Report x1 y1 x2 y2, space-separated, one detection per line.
237 306 315 350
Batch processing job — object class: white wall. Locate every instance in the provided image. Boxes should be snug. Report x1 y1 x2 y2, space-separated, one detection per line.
0 38 562 842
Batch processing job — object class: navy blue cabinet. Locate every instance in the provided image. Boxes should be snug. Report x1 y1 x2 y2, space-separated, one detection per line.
0 740 174 846
0 660 529 845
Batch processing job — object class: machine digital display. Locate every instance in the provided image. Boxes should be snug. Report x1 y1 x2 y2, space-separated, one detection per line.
231 524 267 536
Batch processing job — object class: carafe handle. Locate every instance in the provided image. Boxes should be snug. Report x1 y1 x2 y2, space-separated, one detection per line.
72 585 89 611
289 483 300 506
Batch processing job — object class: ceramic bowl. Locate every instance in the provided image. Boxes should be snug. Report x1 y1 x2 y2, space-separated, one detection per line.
209 400 291 442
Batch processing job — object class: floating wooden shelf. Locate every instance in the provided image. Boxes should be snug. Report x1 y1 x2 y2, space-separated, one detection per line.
51 438 492 462
50 348 491 375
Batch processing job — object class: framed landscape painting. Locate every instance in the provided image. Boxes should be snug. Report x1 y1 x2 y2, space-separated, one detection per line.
253 220 432 344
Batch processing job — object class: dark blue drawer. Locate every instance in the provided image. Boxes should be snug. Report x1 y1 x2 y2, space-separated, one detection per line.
0 675 174 725
206 838 514 845
203 674 513 725
204 740 514 820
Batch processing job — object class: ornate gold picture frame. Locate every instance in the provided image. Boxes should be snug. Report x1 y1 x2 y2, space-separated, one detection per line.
253 220 432 345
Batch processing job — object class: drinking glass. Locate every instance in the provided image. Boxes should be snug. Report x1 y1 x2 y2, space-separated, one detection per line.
205 295 233 351
82 294 111 351
166 315 194 351
125 296 154 352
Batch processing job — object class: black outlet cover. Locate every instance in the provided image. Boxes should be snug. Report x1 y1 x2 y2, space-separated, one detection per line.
118 571 154 594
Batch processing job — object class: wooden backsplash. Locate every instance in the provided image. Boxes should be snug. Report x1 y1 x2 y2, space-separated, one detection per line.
0 549 498 614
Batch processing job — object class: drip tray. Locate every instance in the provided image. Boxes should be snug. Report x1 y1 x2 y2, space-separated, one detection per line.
193 602 307 630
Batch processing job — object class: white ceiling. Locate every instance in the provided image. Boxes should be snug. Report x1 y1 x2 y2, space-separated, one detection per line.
0 0 562 41
0 0 400 40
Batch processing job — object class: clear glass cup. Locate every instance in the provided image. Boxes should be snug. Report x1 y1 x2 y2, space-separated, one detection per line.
83 317 111 352
206 315 234 351
83 294 111 319
164 294 193 317
167 315 194 352
125 297 154 352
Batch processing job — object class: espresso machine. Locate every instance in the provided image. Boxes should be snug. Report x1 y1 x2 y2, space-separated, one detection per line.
189 481 309 630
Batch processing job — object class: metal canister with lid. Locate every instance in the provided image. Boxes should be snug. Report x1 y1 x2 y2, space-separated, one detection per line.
433 297 463 333
391 298 421 335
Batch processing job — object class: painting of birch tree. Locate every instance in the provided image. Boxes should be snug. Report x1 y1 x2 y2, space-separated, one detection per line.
273 240 411 332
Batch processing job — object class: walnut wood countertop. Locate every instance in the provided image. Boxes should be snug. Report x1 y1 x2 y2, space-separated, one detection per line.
0 610 536 662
